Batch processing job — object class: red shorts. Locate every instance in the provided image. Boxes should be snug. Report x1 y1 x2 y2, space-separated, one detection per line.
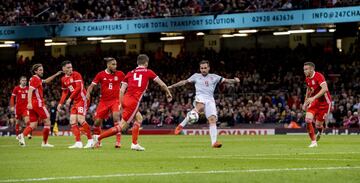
15 107 29 120
70 99 89 116
94 100 120 119
307 99 331 122
122 96 140 123
29 105 49 122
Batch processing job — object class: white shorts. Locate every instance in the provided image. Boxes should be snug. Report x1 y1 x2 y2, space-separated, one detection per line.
193 96 217 119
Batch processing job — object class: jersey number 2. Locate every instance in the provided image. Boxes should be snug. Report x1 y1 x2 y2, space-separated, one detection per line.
134 73 143 87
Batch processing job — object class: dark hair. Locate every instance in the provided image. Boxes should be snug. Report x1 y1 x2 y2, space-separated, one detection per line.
199 60 210 66
31 64 43 74
104 57 115 64
137 54 149 65
61 60 72 67
304 62 315 69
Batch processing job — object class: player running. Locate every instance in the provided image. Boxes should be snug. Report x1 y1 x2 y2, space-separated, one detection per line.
303 62 332 148
57 61 93 149
10 76 30 137
94 54 172 151
86 57 125 148
168 60 240 148
17 64 62 147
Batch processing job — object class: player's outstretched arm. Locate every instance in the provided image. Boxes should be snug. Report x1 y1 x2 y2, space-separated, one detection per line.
168 80 189 89
154 77 172 102
222 77 240 84
43 71 63 84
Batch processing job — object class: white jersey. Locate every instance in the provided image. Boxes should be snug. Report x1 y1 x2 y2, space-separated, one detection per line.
187 73 223 99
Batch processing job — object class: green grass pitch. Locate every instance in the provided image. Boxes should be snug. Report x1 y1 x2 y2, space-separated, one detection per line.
0 135 359 183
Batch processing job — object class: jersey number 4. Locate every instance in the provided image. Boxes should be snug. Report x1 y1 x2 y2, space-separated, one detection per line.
134 73 143 87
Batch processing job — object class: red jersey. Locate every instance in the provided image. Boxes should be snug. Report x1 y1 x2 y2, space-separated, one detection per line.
29 75 44 107
60 71 87 104
10 85 28 110
305 72 332 104
122 66 158 100
91 70 125 101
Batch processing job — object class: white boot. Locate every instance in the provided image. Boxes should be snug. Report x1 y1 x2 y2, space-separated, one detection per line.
68 141 83 149
308 141 318 148
41 142 54 148
83 139 94 148
131 143 145 151
16 134 25 147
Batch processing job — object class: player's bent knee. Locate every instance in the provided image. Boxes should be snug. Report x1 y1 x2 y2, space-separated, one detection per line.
305 118 313 123
315 121 324 128
29 122 37 128
208 115 217 124
135 112 143 123
77 115 85 122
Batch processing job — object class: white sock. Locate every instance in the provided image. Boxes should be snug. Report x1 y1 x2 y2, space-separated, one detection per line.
180 116 189 127
209 123 217 145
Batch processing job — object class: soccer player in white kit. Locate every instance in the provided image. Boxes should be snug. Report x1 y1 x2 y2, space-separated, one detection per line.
168 60 240 148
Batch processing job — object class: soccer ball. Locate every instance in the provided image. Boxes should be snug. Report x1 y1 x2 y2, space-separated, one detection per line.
187 111 199 124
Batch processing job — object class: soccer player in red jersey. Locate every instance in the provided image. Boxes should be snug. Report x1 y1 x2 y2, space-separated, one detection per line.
94 54 172 151
57 61 94 148
86 57 125 148
10 76 29 136
17 64 62 147
303 62 332 148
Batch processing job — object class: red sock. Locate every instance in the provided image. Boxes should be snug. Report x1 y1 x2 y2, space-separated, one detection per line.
81 121 92 139
132 122 140 145
15 123 20 136
43 125 50 144
23 126 33 137
98 125 121 141
93 125 102 135
114 122 121 144
71 124 81 142
305 118 316 141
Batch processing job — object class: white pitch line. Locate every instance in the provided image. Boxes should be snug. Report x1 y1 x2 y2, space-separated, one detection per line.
0 166 359 183
180 151 360 159
180 156 359 162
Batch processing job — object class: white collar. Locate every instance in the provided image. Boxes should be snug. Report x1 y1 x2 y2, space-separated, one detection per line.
310 71 315 79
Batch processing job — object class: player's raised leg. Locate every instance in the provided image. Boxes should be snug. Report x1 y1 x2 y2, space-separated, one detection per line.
175 100 204 135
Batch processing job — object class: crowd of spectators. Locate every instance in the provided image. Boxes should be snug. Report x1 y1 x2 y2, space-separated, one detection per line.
1 0 360 25
0 45 359 129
